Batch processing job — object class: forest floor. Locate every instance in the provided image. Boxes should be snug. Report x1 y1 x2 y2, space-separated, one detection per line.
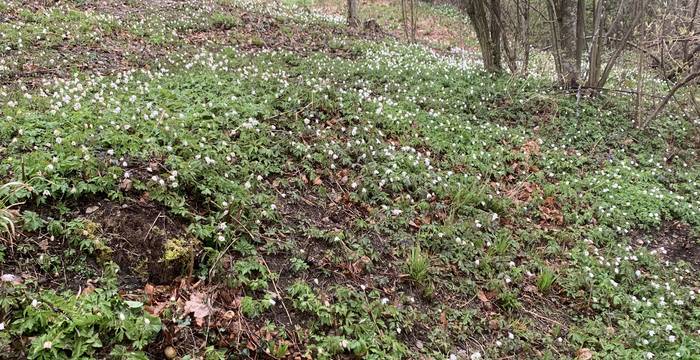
1 1 699 359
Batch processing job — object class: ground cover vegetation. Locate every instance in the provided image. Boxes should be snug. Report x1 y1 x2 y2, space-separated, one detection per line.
0 0 699 359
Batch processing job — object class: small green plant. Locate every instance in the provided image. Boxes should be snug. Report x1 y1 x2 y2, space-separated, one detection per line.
2 263 161 359
406 245 430 283
210 12 239 30
0 181 28 237
266 340 290 359
536 267 557 293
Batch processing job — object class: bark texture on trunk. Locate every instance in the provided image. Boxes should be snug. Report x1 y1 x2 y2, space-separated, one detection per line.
464 0 502 72
489 0 502 70
347 0 360 27
558 0 580 86
586 0 605 88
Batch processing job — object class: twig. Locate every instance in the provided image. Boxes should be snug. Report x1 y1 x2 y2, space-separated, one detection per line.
261 257 299 351
642 68 700 127
143 212 162 241
522 307 565 328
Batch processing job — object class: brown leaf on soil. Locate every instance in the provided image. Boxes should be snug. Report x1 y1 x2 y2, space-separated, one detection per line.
146 301 168 316
184 292 211 326
80 284 95 297
576 348 593 360
477 290 490 303
313 177 323 186
524 284 539 293
119 178 133 191
144 283 155 297
539 196 564 226
85 205 100 214
522 139 541 157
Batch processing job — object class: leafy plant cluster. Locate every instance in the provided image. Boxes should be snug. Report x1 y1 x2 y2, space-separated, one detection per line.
0 264 161 359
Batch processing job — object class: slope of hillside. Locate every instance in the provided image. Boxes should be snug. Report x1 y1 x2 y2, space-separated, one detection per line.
1 1 699 359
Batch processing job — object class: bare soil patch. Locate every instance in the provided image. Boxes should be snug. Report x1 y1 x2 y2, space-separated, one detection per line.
84 199 196 288
634 220 700 268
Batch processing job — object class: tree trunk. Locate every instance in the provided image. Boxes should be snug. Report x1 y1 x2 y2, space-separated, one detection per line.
464 0 502 73
586 0 605 88
558 0 580 86
575 0 585 67
489 0 502 69
520 0 531 75
546 0 564 78
347 0 360 27
597 0 644 88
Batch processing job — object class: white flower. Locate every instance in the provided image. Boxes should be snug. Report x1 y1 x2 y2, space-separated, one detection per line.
43 341 52 349
0 322 4 331
380 298 389 305
391 209 402 216
119 313 126 321
668 335 676 342
470 352 482 360
144 318 150 325
645 352 654 359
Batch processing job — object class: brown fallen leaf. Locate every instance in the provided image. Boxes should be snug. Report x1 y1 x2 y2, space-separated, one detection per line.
477 289 493 310
576 348 593 360
184 292 211 326
144 283 155 297
522 139 541 157
120 178 133 191
85 205 99 214
146 301 168 317
477 290 489 303
313 177 323 186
